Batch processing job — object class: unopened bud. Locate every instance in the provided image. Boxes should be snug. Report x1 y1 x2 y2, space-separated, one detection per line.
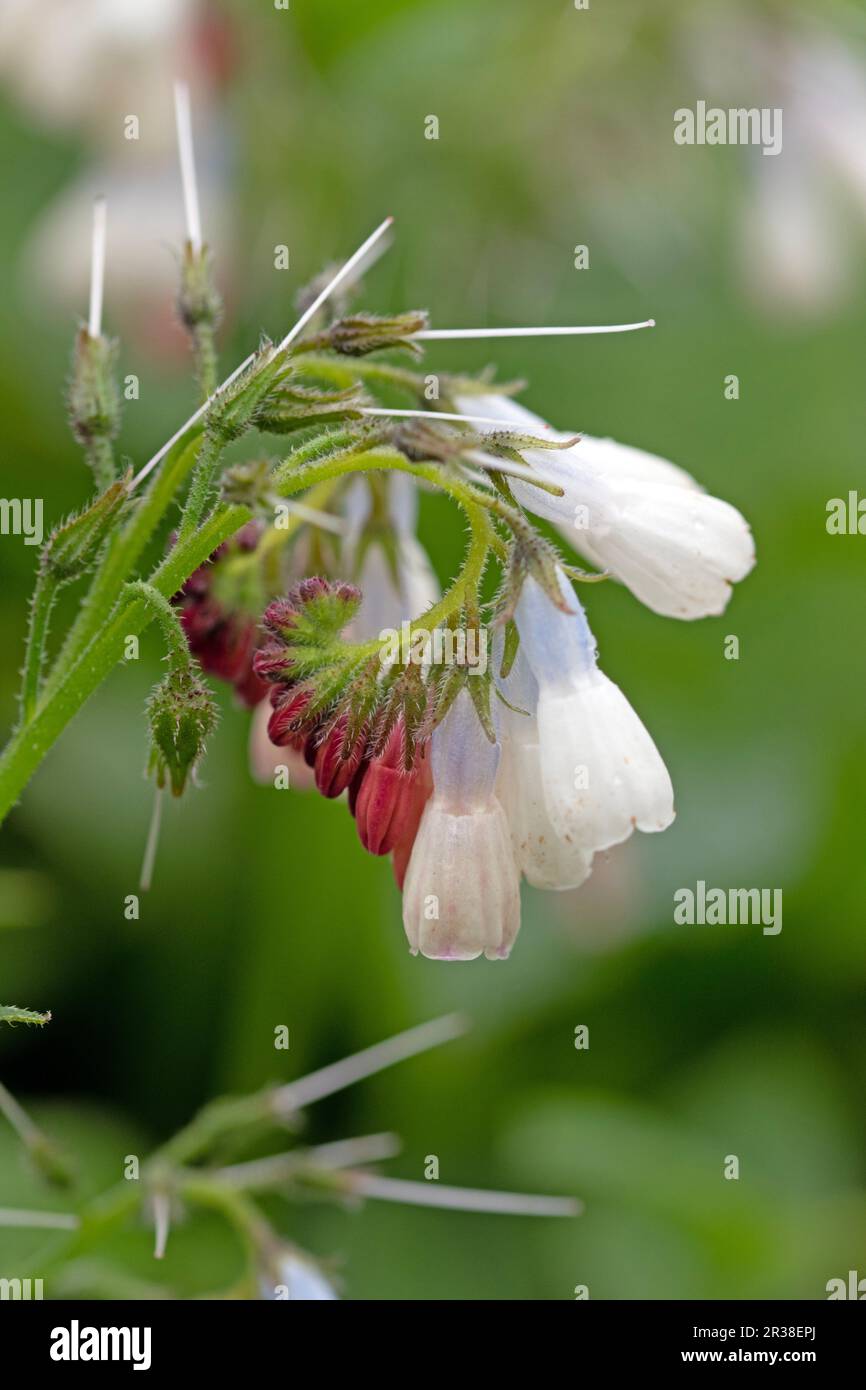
67 328 120 459
323 311 429 358
147 669 218 797
41 475 129 585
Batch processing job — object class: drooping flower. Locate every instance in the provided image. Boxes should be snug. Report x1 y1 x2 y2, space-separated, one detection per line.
495 646 594 891
514 570 675 853
343 474 439 640
402 689 520 960
352 719 433 857
455 392 755 620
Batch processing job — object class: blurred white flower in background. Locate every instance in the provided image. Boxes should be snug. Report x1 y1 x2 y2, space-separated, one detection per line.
684 11 866 315
343 475 439 641
0 0 199 138
0 0 237 349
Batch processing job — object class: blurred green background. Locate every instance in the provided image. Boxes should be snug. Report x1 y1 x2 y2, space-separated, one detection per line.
1 0 865 1299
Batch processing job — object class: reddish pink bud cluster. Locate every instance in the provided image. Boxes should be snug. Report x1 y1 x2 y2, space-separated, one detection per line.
173 522 269 708
253 578 432 885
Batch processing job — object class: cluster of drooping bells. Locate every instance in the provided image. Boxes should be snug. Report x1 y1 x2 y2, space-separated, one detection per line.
175 400 755 960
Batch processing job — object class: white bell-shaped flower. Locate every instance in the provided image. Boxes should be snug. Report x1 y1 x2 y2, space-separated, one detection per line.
496 647 594 891
515 572 675 853
344 474 439 640
402 689 520 960
456 392 755 620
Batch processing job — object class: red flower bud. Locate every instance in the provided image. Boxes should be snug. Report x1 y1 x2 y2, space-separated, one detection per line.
252 641 293 682
312 715 366 798
354 723 432 856
391 751 433 889
267 685 317 746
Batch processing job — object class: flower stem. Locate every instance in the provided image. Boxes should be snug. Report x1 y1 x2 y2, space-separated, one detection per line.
192 323 218 400
85 436 115 492
43 434 203 699
19 571 56 726
177 433 224 542
0 503 250 826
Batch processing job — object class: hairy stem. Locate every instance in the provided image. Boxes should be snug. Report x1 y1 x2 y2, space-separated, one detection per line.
192 322 218 400
177 433 224 542
0 504 250 825
85 436 115 493
43 434 203 698
19 572 56 726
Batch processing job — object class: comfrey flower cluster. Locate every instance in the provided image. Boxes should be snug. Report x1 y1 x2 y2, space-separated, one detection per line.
181 374 753 961
0 88 755 967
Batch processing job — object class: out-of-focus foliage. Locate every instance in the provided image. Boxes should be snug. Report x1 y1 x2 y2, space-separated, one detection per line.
0 0 864 1298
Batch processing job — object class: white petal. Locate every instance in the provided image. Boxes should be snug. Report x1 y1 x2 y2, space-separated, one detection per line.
402 800 521 960
535 672 675 851
457 393 755 620
497 733 593 891
562 482 756 620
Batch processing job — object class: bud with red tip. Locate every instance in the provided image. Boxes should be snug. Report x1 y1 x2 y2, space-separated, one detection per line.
353 721 432 856
312 714 366 798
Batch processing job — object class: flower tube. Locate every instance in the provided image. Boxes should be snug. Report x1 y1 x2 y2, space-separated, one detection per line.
402 689 520 960
496 646 594 891
515 571 675 852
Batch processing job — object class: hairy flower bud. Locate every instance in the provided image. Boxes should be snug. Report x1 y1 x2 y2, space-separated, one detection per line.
41 475 129 586
312 714 366 798
353 721 432 856
322 310 429 358
67 327 120 458
147 668 218 797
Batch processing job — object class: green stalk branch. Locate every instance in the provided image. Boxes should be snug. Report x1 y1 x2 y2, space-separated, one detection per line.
177 433 224 543
0 503 250 826
43 434 203 699
19 572 57 726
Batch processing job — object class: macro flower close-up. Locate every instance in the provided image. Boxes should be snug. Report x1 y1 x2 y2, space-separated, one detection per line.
0 0 864 1341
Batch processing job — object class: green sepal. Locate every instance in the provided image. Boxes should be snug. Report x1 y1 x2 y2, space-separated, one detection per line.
147 668 219 798
41 473 130 586
322 310 429 358
67 328 121 453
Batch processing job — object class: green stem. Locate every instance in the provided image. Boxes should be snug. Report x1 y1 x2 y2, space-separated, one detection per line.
296 353 425 398
85 436 115 492
19 572 56 726
192 323 218 400
0 504 250 826
177 434 224 543
43 434 203 699
127 582 195 673
278 447 496 634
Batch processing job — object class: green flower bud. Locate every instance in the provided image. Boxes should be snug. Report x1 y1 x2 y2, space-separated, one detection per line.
146 668 218 798
322 311 429 358
41 475 130 586
67 328 120 456
177 242 222 332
